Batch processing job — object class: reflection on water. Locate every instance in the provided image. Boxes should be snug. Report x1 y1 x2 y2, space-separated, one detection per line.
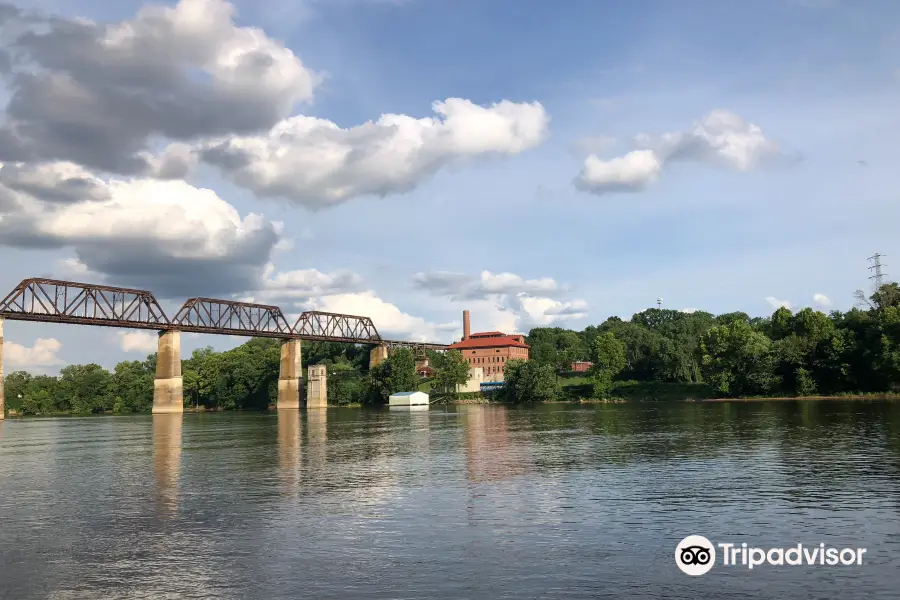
0 401 899 599
277 411 301 495
152 414 182 514
463 405 531 483
304 408 327 472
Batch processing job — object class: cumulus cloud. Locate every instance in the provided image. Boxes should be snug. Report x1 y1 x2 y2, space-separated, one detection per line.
0 161 108 204
765 296 793 310
413 269 562 300
4 337 65 370
813 293 832 307
574 110 792 196
303 291 449 342
0 0 319 174
241 264 366 307
0 162 282 297
117 331 159 353
507 296 589 330
573 150 660 195
198 98 549 208
0 0 547 209
413 269 588 332
680 308 698 314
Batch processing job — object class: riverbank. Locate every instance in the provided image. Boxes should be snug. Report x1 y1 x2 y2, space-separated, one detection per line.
698 394 900 403
5 393 900 418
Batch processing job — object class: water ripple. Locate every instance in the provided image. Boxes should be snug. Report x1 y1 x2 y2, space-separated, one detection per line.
1 401 899 598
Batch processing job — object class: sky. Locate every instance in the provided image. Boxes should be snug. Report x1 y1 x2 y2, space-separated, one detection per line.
0 0 898 374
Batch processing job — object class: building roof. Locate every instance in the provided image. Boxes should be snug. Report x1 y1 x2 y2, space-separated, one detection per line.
390 391 427 397
449 334 529 350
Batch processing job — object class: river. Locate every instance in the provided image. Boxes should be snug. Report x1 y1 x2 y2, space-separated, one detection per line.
0 401 898 599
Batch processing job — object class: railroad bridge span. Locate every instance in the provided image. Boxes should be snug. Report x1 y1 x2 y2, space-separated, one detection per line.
0 279 448 417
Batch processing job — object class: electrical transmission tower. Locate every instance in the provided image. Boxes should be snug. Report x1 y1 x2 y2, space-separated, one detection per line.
656 297 663 310
868 253 887 288
854 253 889 308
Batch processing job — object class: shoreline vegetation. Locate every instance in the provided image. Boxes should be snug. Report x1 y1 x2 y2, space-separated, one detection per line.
4 392 898 418
4 283 900 417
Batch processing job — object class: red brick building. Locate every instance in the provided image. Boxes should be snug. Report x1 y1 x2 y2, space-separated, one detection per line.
571 361 593 372
447 310 530 379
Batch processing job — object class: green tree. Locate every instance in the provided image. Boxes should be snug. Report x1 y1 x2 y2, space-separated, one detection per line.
58 364 113 414
699 320 779 397
430 350 471 398
589 333 626 397
872 282 900 310
770 307 793 340
500 359 559 403
365 348 418 404
387 348 418 394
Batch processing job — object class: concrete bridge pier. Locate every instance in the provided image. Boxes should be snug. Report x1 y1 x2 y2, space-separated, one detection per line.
306 365 327 408
369 344 388 369
277 339 302 410
153 330 184 414
0 318 4 420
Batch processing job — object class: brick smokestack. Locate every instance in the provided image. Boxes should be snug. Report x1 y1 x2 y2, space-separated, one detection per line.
463 310 471 340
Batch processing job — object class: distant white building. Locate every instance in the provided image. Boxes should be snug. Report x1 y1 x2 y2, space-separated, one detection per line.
455 367 484 393
388 391 429 406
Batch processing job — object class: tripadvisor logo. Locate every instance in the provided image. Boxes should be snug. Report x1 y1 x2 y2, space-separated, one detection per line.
674 535 867 576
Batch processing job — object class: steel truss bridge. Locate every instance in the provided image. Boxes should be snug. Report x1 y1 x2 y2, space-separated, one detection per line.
0 278 448 351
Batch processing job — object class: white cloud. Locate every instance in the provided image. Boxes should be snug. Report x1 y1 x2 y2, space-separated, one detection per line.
198 98 549 207
515 296 589 327
304 291 445 341
765 296 793 310
117 331 159 354
242 264 366 306
680 308 698 314
573 150 660 195
413 269 563 300
4 338 65 370
642 109 784 171
0 161 109 203
574 110 790 196
813 293 832 307
0 0 320 173
0 164 282 297
55 257 97 279
413 269 588 334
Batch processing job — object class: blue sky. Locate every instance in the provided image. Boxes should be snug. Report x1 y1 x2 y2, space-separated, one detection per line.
0 0 898 373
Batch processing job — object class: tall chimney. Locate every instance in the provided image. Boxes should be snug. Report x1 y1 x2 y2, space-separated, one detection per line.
463 310 471 340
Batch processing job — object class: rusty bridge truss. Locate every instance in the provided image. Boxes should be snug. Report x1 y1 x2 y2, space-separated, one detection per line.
0 278 449 348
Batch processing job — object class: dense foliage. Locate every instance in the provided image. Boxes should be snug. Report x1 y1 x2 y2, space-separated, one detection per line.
5 284 900 413
523 283 900 399
3 339 371 415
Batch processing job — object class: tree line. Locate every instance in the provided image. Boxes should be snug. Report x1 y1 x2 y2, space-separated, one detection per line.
4 283 900 413
1 335 471 415
500 282 900 403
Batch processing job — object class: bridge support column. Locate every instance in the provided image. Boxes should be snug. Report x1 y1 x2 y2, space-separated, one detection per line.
153 330 183 414
306 365 327 409
0 318 4 420
369 344 389 369
277 339 302 410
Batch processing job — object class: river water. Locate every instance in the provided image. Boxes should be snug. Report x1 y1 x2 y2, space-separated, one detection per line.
0 401 899 599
